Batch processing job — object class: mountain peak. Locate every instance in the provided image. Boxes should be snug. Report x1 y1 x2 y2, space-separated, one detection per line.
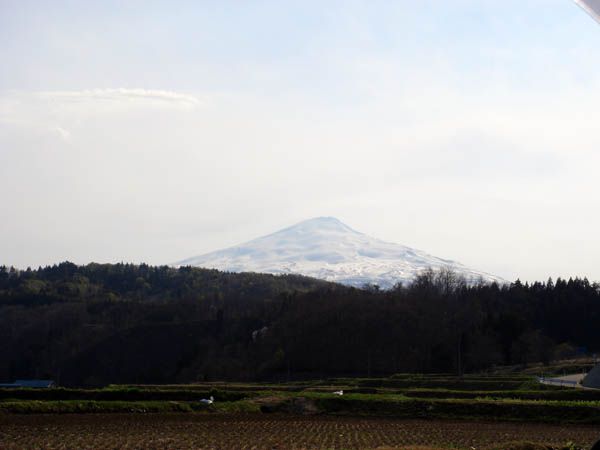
305 216 345 225
177 218 504 288
279 217 359 235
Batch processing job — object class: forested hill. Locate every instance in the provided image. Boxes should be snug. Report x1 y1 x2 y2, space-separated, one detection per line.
1 263 599 386
0 262 333 305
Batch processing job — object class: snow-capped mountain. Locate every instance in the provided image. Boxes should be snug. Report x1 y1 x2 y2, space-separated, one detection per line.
177 217 504 288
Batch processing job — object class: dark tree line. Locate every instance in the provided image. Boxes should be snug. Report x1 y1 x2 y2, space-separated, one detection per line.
0 263 597 386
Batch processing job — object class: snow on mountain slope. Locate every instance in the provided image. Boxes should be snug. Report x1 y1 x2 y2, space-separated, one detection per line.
177 217 504 288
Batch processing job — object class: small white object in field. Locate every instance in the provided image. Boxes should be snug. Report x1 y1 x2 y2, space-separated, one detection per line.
200 396 214 405
333 390 344 396
575 0 600 24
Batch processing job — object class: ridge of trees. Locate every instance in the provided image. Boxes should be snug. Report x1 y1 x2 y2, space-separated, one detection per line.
0 263 597 385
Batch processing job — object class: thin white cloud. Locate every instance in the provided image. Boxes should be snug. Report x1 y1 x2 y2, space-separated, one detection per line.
37 88 202 107
0 88 203 142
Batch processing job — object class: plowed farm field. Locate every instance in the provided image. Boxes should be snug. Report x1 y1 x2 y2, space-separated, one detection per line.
0 414 598 450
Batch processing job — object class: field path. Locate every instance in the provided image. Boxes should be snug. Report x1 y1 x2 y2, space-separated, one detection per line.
1 414 600 449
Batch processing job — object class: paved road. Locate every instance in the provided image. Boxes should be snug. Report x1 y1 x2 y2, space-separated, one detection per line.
539 373 586 388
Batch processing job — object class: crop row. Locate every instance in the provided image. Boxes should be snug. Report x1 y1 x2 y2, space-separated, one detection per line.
1 414 597 450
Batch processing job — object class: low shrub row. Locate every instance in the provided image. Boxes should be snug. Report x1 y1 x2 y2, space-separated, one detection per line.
355 378 530 391
0 399 262 415
0 400 195 414
388 373 532 382
0 387 254 402
403 388 600 402
3 391 600 423
313 396 600 424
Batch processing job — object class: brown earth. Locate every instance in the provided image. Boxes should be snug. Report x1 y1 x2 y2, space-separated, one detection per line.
0 413 598 449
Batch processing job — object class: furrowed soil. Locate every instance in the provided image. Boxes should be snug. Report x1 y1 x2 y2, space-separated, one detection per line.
0 413 598 450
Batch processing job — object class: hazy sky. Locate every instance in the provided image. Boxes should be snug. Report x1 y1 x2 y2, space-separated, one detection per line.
1 0 600 282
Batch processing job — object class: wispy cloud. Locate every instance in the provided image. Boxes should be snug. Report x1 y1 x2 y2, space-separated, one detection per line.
0 88 203 142
37 88 202 107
